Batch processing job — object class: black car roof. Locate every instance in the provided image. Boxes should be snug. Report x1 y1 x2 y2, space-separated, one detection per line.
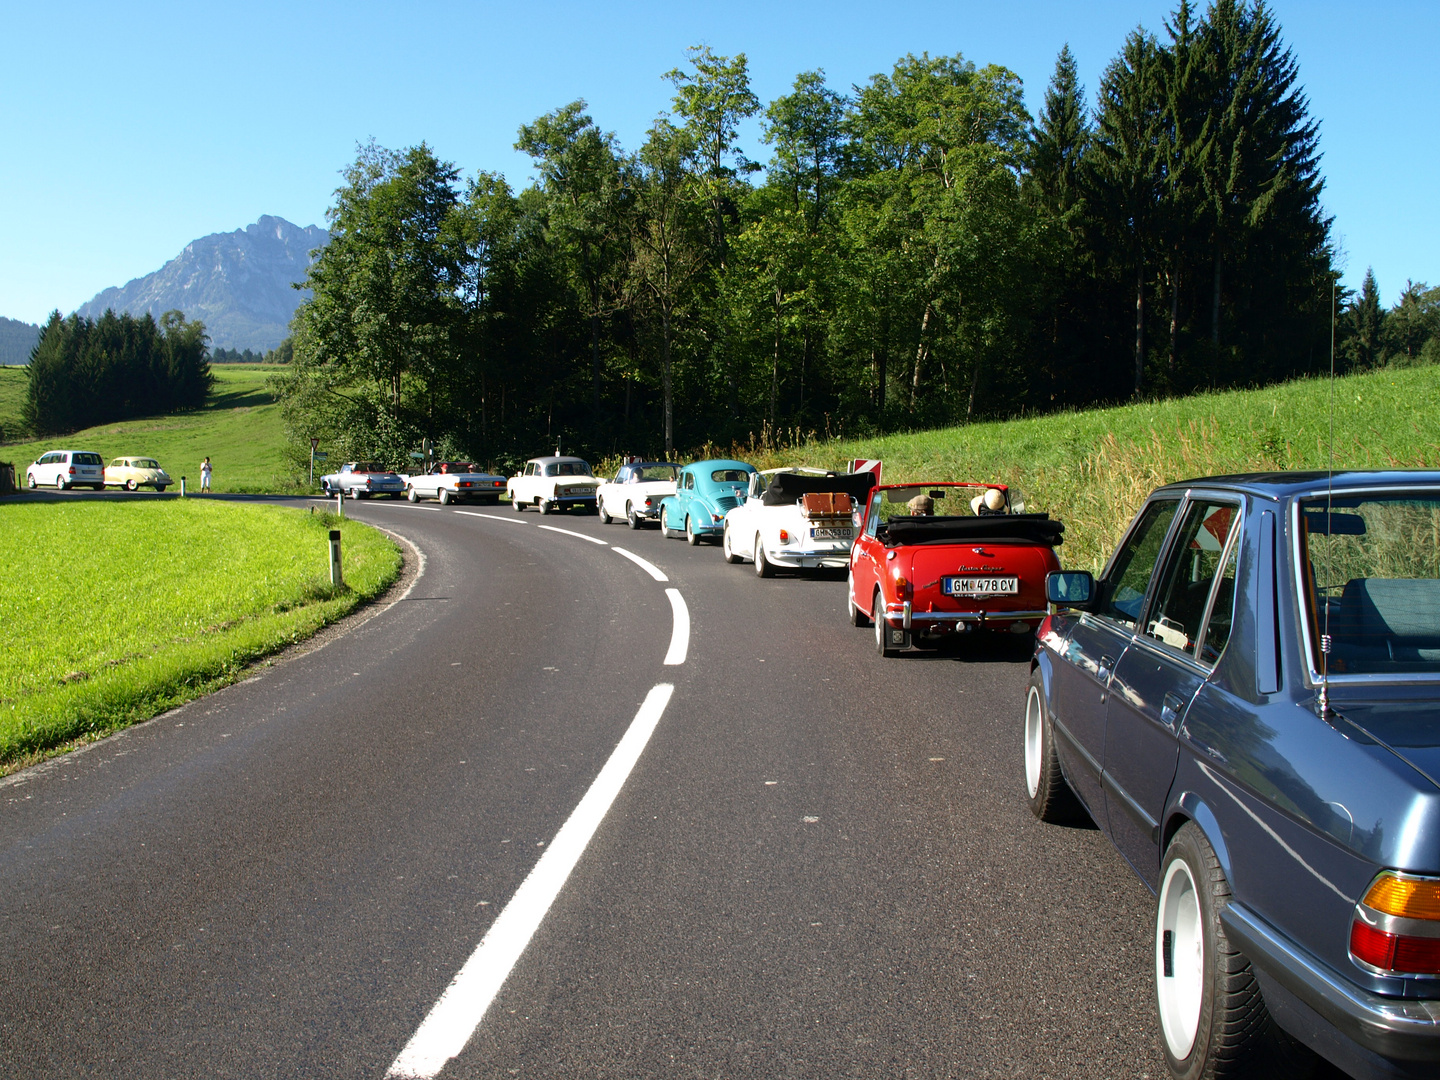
1152 470 1440 500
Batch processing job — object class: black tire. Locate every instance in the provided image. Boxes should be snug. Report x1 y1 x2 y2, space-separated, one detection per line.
848 572 870 626
156 485 167 493
627 502 643 530
538 498 552 515
598 497 612 524
27 473 37 489
407 486 418 502
754 535 774 578
660 507 674 538
722 524 743 564
1156 823 1312 1080
511 494 525 512
56 475 67 491
320 480 330 496
1023 669 1083 823
685 516 701 546
873 592 898 656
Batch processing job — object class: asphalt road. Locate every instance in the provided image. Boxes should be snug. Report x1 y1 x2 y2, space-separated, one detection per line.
2 492 1169 1078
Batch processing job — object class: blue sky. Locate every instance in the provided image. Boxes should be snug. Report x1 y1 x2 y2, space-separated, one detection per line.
2 0 1435 325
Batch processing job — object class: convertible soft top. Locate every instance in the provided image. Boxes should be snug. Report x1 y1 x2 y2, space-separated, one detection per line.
883 513 1065 547
761 470 877 507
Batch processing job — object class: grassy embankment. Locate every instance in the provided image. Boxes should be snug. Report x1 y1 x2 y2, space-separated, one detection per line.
715 365 1440 573
0 363 294 492
0 500 401 772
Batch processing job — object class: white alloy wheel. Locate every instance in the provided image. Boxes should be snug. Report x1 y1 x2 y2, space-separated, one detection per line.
627 502 642 530
598 497 612 524
1156 856 1204 1061
723 524 743 564
1024 685 1044 799
754 535 774 577
539 498 552 515
686 516 700 545
27 472 37 489
56 474 67 491
407 486 418 502
438 487 451 505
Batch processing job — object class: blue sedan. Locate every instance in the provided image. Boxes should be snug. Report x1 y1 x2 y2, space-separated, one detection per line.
657 459 757 546
1028 472 1440 1079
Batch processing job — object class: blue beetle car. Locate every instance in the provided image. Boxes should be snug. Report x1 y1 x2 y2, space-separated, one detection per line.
658 459 757 546
1027 472 1440 1080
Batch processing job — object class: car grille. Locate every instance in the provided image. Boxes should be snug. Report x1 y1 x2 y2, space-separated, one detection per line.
715 496 739 513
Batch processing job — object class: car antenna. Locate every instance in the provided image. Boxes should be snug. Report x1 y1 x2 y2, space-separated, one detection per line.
1318 276 1337 718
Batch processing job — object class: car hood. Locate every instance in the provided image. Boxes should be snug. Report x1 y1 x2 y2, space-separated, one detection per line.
1335 699 1440 791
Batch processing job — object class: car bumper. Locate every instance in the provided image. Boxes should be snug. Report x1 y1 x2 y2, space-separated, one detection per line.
1223 901 1440 1065
886 602 1048 630
765 546 850 567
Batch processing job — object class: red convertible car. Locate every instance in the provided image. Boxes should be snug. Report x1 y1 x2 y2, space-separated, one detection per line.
847 482 1065 655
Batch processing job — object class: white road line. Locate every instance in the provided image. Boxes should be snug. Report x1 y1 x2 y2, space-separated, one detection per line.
663 588 689 666
385 683 677 1080
454 511 528 525
611 547 668 582
536 524 608 545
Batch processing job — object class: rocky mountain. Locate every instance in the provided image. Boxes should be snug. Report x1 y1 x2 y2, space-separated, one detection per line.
0 316 40 365
76 215 329 352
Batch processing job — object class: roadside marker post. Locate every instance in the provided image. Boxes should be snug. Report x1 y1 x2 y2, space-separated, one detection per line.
180 476 187 497
309 437 320 485
328 530 343 587
336 491 344 519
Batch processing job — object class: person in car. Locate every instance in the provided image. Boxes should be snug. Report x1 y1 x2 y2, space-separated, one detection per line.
970 487 1007 515
907 493 935 516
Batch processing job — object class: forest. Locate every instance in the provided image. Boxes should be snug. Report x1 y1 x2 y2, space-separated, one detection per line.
275 0 1437 471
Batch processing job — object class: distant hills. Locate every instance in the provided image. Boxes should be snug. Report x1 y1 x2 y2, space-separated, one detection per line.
75 216 329 352
1 316 40 365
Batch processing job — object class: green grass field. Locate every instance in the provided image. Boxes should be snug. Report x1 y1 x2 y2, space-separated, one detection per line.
0 500 401 770
0 364 293 492
729 365 1440 572
0 365 26 441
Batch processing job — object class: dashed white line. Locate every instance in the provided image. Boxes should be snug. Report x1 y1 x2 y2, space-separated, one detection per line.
385 682 677 1080
611 547 668 581
536 524 608 545
663 588 689 665
454 511 528 525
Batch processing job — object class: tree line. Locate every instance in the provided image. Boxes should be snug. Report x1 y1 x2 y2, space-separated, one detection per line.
24 309 213 436
278 0 1370 470
212 341 293 364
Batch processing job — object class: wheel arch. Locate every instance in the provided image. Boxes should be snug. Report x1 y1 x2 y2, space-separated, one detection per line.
1166 791 1232 882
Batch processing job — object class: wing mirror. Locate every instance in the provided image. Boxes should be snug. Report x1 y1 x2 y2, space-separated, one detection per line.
1046 571 1094 607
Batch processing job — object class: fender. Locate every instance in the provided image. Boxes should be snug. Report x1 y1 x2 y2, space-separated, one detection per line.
1168 790 1233 882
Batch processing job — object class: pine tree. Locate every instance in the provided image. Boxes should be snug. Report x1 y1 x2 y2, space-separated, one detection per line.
1030 45 1089 213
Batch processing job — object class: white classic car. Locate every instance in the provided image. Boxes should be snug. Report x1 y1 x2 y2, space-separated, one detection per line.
722 467 879 576
506 455 600 514
403 461 508 505
595 461 679 529
320 462 406 498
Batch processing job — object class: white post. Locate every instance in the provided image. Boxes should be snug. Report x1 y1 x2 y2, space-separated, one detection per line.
336 491 344 518
180 476 187 497
328 529 343 587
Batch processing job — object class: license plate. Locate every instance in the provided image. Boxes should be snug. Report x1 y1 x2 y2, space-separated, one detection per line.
943 576 1019 596
811 527 852 540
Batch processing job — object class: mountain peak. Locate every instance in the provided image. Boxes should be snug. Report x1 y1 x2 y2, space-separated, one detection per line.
75 215 330 351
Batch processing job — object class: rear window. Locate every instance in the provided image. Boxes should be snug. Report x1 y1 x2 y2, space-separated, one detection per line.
136 459 159 469
73 453 104 466
1301 493 1440 675
712 469 749 483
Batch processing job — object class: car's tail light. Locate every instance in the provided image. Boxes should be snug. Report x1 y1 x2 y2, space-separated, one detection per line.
68 466 76 475
893 572 912 600
779 528 790 543
1351 872 1440 974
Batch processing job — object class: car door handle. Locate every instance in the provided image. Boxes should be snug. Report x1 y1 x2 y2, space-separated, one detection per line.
1161 692 1185 730
1098 655 1116 682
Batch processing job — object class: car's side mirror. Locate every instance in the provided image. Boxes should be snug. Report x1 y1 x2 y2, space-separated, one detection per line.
1046 571 1095 607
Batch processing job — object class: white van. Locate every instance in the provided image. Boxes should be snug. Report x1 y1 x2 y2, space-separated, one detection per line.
27 450 106 491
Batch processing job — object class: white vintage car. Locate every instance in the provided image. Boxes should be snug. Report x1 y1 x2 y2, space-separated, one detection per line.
506 455 600 514
721 467 879 576
595 461 679 529
403 461 508 505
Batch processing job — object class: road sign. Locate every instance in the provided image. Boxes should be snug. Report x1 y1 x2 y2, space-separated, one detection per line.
310 437 320 451
313 451 328 461
850 459 883 484
410 451 426 460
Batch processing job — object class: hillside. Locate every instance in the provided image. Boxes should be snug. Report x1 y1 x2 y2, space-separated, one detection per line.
2 365 291 492
75 216 328 352
0 317 39 366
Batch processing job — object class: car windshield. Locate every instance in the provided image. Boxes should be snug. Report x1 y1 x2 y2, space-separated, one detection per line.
1300 493 1440 675
875 485 972 522
634 466 677 482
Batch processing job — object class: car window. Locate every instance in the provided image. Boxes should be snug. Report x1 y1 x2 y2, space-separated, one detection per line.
711 469 748 483
1098 499 1181 629
74 453 103 466
865 493 882 537
636 466 677 482
1145 501 1241 656
1198 539 1240 665
138 459 158 468
684 473 694 490
1301 493 1440 676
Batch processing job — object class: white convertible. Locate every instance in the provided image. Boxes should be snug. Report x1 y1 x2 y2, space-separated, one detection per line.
721 467 879 576
595 461 678 529
506 455 600 514
403 461 508 505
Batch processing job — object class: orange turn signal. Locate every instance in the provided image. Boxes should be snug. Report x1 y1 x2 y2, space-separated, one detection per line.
1364 873 1440 920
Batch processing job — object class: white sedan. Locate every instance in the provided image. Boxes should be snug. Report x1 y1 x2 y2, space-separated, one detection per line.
595 461 678 529
506 455 600 514
721 468 879 576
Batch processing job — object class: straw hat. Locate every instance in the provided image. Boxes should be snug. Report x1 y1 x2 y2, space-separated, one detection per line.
970 487 1007 514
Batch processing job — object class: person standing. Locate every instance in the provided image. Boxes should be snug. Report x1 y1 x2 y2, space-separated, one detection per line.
200 456 212 493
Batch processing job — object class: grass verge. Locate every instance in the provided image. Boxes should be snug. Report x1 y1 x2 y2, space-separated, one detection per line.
720 365 1440 573
0 499 401 772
